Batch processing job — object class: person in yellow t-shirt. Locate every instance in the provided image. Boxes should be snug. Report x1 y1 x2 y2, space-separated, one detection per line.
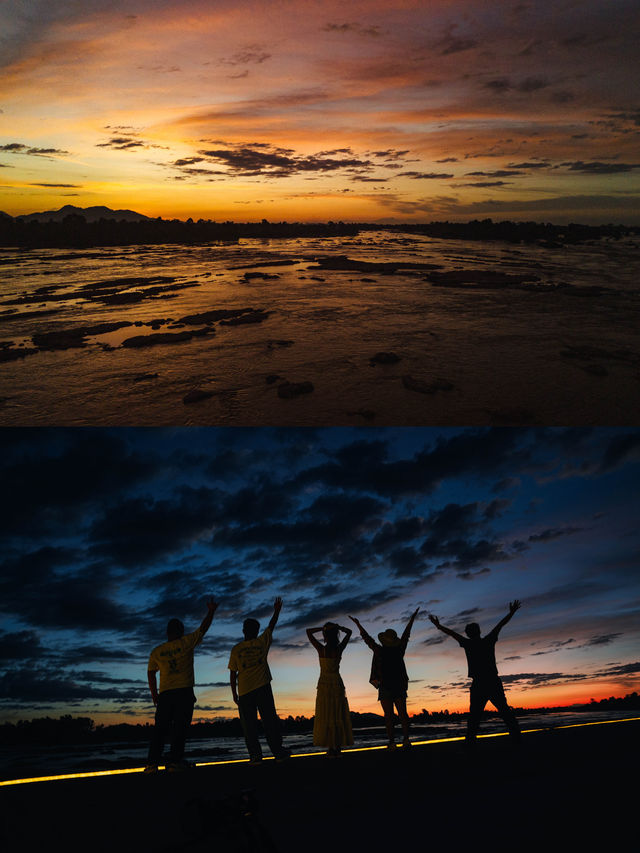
229 596 290 763
145 597 218 773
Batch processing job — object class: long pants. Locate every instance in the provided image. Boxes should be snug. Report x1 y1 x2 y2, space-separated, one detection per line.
237 683 285 760
147 687 195 764
466 677 520 742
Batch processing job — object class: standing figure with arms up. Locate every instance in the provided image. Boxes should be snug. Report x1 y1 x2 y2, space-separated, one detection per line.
307 622 354 757
429 600 522 749
146 597 218 773
350 608 419 749
229 597 291 764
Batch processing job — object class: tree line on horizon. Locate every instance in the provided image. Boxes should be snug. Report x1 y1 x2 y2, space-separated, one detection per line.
2 692 637 746
0 214 359 248
0 212 637 249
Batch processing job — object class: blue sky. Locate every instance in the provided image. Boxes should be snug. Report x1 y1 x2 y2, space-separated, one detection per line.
1 426 639 723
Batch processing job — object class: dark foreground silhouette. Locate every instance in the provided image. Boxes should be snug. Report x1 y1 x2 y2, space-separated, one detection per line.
3 719 637 852
350 608 419 748
146 598 218 773
306 622 353 756
430 601 522 746
229 598 290 764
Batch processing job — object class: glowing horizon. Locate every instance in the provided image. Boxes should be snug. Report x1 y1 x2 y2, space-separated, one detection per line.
1 1 639 223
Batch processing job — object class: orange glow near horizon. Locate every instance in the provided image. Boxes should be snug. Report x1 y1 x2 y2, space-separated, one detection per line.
1 0 638 224
80 681 637 729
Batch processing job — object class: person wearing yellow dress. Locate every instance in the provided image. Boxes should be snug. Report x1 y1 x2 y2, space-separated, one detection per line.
307 622 354 757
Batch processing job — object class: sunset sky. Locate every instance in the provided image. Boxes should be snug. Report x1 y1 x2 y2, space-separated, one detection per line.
1 0 639 223
1 426 639 726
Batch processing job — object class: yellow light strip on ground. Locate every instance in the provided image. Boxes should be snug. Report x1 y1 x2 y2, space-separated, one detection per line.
1 716 637 788
555 716 640 730
0 766 148 786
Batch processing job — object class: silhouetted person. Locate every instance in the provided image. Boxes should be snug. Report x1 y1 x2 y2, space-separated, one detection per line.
307 622 353 757
146 597 218 773
350 608 419 748
229 597 290 764
429 600 522 748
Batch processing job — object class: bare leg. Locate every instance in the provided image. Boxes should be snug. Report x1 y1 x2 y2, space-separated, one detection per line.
489 680 521 742
394 697 410 743
466 680 488 747
380 697 396 744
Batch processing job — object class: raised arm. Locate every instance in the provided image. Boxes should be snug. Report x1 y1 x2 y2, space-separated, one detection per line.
401 607 420 644
306 626 324 652
349 615 378 652
337 625 352 653
268 596 283 633
491 600 521 636
429 613 465 644
199 597 219 636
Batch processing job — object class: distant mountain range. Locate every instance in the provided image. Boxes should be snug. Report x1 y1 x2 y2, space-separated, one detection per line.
4 205 150 223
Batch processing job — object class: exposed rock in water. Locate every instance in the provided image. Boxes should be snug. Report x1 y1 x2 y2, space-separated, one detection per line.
183 389 215 404
79 276 177 292
242 272 280 281
0 344 38 362
369 351 401 366
33 321 133 350
178 307 262 325
97 281 199 305
121 328 210 348
219 310 270 326
132 372 159 382
277 381 314 399
307 255 442 273
229 259 299 269
267 339 294 349
145 318 174 327
0 308 60 323
402 375 453 394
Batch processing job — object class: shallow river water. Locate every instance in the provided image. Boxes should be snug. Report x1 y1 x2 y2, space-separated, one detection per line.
1 231 638 425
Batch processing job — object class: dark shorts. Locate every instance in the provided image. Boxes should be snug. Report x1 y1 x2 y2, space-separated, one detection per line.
378 685 407 702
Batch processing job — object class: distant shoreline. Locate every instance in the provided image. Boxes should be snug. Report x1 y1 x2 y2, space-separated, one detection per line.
1 209 638 249
3 693 637 747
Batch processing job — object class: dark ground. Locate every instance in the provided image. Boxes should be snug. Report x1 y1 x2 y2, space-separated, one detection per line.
1 719 636 852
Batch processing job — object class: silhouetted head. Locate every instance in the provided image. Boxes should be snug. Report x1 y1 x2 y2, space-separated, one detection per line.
465 622 481 639
378 629 400 647
322 622 339 647
243 618 260 640
167 618 184 641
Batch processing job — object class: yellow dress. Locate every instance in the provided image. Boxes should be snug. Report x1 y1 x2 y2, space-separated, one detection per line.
313 655 354 748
